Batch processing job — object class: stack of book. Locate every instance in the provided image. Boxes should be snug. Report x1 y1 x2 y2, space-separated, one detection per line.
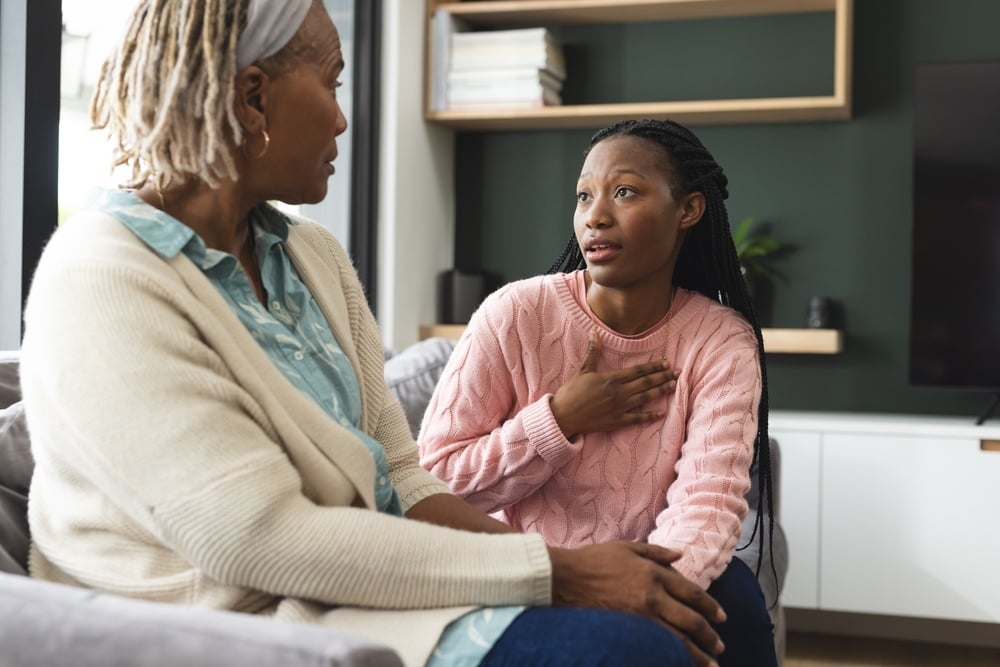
432 22 566 111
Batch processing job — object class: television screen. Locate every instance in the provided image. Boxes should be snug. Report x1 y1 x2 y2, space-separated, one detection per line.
909 59 1000 391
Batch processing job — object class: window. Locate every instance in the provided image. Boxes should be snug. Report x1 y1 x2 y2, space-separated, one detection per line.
0 0 380 348
59 0 376 253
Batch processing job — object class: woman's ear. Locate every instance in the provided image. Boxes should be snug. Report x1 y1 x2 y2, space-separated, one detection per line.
678 191 706 230
233 65 270 134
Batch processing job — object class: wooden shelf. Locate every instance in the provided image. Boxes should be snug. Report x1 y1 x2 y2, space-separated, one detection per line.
427 96 851 130
435 0 841 27
419 324 469 341
420 324 843 354
761 328 842 354
425 0 853 129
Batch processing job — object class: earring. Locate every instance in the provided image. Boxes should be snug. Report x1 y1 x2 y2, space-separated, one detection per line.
254 130 270 159
245 130 270 159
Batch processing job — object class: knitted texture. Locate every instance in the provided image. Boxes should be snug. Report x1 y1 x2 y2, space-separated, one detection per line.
20 209 551 667
420 271 760 588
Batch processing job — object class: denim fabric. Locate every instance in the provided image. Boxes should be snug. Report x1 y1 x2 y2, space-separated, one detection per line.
481 556 776 667
709 556 778 667
481 607 693 667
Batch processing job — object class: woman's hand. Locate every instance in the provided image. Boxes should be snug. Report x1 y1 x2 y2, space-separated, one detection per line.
405 493 517 534
550 330 678 438
548 541 725 667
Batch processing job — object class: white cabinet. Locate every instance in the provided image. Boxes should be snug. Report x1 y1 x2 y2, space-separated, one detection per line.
774 429 821 609
771 412 1000 624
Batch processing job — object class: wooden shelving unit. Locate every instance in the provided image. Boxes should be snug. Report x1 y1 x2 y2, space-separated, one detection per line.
420 324 844 354
419 324 468 341
761 327 842 354
425 0 853 130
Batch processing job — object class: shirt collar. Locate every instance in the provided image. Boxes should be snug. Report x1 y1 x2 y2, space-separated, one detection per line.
252 202 295 252
87 188 296 266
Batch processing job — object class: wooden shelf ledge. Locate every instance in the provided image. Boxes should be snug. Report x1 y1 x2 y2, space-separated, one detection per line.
761 328 842 354
420 325 843 354
426 96 851 130
434 0 840 27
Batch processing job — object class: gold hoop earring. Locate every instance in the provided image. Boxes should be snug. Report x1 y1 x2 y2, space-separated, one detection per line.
244 130 270 160
254 130 270 159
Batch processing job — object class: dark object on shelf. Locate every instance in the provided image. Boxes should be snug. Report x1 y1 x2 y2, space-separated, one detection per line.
436 269 497 324
806 296 833 329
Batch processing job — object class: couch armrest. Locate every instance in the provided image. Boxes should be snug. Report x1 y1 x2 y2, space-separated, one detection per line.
0 573 402 667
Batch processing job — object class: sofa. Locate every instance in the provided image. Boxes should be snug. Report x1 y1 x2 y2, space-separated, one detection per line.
1 338 787 665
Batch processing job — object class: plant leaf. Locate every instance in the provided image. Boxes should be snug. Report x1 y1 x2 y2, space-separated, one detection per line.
731 216 755 245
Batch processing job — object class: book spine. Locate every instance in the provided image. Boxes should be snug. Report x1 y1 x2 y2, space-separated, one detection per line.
429 10 472 112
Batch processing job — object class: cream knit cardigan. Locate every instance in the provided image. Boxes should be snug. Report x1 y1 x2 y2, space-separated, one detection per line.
20 209 551 667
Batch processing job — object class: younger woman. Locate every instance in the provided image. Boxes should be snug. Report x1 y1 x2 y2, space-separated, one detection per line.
420 118 777 667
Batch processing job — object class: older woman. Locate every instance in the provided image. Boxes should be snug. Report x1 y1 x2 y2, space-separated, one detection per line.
19 2 724 666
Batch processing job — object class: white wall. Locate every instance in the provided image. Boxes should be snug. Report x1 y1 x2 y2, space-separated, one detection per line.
377 0 455 350
0 0 27 350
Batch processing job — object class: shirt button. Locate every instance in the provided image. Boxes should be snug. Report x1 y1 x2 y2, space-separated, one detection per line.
293 351 304 361
271 300 282 310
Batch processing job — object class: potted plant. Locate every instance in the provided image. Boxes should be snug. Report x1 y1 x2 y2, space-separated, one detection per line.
731 216 782 294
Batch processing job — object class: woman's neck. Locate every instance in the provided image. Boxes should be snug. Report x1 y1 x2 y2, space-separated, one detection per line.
136 180 256 257
584 274 676 336
136 180 269 306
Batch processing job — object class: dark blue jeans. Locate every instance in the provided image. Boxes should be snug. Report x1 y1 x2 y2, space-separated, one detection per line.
481 557 775 667
481 606 693 667
708 556 778 667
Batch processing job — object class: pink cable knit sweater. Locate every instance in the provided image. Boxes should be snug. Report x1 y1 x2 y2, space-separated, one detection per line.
419 271 762 588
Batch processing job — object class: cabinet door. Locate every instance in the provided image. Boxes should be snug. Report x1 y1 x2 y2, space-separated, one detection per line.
820 433 1000 622
771 429 822 609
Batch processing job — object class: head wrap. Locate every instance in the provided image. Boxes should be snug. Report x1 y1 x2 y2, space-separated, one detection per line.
236 0 313 70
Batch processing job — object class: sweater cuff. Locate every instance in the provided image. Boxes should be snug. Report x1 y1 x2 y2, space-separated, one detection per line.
394 469 453 511
521 532 554 605
520 395 578 470
673 560 712 591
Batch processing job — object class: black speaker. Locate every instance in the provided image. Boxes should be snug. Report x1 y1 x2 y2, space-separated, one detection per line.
436 269 496 324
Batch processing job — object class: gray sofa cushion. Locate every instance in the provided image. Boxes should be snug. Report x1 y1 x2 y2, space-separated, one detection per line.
734 507 787 610
0 349 31 576
384 337 457 438
0 401 31 575
0 572 402 667
0 350 19 409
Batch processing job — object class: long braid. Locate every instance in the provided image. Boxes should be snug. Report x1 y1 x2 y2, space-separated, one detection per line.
91 0 249 191
550 118 776 603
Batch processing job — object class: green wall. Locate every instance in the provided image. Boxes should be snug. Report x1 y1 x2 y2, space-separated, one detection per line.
452 0 1000 417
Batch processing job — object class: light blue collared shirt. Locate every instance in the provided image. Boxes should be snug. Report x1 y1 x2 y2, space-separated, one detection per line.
93 187 399 513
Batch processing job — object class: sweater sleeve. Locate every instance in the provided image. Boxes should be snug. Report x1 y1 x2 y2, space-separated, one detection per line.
20 223 551 611
418 300 582 514
305 223 453 511
647 320 760 589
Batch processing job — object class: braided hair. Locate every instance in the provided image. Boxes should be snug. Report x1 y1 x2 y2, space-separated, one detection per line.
91 0 324 192
549 118 775 592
